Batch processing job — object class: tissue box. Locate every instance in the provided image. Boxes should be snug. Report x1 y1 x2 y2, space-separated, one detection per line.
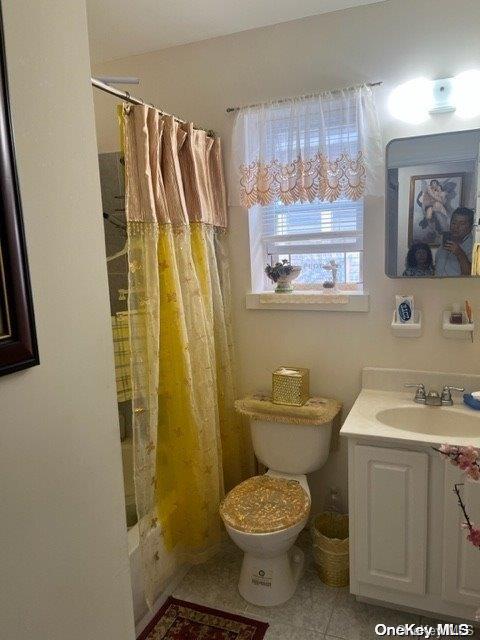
272 366 310 406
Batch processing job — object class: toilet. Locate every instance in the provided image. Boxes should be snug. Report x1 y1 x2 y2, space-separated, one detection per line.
219 417 333 606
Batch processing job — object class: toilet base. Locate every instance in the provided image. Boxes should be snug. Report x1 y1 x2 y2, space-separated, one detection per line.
238 545 305 607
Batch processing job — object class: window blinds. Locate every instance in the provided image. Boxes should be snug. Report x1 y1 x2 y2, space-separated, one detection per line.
261 198 363 256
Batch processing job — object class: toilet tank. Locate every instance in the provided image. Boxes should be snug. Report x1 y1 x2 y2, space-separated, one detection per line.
250 419 332 474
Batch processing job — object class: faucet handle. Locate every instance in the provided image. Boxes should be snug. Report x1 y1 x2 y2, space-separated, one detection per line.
405 383 426 403
441 386 465 405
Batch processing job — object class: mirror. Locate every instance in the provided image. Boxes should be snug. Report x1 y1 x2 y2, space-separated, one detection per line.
386 129 480 278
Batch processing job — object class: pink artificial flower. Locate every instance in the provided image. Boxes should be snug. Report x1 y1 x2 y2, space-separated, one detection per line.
439 445 480 476
461 446 480 463
468 466 480 481
466 526 480 548
439 444 456 455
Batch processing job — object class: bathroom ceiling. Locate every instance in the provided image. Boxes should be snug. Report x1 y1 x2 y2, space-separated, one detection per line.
87 0 386 64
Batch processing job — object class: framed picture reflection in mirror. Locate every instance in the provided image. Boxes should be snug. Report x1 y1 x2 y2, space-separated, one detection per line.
408 173 465 248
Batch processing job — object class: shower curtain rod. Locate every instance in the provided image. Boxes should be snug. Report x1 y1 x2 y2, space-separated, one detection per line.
91 77 214 134
225 81 383 113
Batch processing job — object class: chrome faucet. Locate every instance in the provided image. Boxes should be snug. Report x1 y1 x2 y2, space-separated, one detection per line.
440 385 465 406
404 383 427 404
404 383 464 406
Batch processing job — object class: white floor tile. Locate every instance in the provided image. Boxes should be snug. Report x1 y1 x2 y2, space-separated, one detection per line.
171 532 432 640
244 564 337 633
172 540 248 614
264 622 325 639
419 615 479 639
327 589 420 640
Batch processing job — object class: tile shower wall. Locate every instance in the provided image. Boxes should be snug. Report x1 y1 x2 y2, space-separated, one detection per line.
99 152 127 315
99 152 137 526
99 151 131 438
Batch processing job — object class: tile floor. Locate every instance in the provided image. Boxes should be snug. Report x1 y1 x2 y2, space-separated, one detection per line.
172 530 465 640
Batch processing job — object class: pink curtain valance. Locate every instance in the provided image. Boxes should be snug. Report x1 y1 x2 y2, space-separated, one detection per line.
124 105 227 227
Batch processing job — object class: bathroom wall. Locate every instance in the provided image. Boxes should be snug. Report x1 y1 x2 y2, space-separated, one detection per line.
1 1 135 639
91 0 480 511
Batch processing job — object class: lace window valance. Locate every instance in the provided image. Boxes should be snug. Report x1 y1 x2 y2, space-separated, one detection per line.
229 86 382 208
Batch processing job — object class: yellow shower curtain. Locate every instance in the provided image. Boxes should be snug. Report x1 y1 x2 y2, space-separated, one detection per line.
123 105 252 606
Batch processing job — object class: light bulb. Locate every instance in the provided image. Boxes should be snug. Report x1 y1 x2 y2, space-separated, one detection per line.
388 78 433 124
452 70 480 119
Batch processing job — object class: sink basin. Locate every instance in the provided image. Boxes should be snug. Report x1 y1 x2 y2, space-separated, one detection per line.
376 406 480 438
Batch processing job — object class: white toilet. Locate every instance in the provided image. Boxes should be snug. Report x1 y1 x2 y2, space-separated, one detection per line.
219 417 332 606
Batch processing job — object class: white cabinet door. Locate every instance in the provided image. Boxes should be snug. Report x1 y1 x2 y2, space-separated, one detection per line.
354 445 428 594
443 462 480 606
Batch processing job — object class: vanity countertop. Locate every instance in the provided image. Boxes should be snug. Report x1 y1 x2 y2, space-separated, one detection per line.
340 388 480 447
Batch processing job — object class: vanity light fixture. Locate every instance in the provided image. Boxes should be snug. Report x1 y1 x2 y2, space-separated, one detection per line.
452 70 480 118
389 70 480 122
429 77 455 114
388 77 432 124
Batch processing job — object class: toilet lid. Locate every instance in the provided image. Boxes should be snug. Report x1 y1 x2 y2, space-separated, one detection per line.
220 475 310 534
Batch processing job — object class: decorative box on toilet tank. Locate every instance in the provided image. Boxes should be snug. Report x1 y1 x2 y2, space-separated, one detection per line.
272 367 310 406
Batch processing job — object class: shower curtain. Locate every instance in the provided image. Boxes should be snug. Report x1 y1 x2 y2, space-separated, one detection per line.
123 105 252 606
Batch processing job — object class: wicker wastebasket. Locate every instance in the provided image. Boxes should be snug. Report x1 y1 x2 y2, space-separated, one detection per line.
312 512 349 587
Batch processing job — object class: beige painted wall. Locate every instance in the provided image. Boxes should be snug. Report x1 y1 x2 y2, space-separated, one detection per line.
92 0 480 510
1 2 134 638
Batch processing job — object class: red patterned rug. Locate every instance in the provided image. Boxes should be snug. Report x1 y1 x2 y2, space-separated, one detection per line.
137 597 269 640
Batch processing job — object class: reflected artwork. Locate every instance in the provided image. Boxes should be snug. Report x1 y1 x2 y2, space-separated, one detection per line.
408 173 464 248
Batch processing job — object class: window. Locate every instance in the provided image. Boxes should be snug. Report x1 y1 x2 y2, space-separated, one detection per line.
260 197 363 288
230 86 381 295
241 93 367 291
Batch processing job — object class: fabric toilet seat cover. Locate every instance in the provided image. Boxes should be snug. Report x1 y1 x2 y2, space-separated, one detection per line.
220 475 310 534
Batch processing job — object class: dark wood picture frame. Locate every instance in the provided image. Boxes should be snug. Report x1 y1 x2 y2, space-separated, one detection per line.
0 6 39 375
407 172 465 249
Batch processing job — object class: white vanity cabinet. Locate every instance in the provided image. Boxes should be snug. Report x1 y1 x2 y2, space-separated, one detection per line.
353 445 428 595
348 438 480 621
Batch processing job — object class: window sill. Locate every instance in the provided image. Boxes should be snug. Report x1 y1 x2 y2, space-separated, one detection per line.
245 289 370 312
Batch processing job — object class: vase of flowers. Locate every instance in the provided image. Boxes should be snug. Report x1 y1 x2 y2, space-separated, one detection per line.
265 259 302 293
